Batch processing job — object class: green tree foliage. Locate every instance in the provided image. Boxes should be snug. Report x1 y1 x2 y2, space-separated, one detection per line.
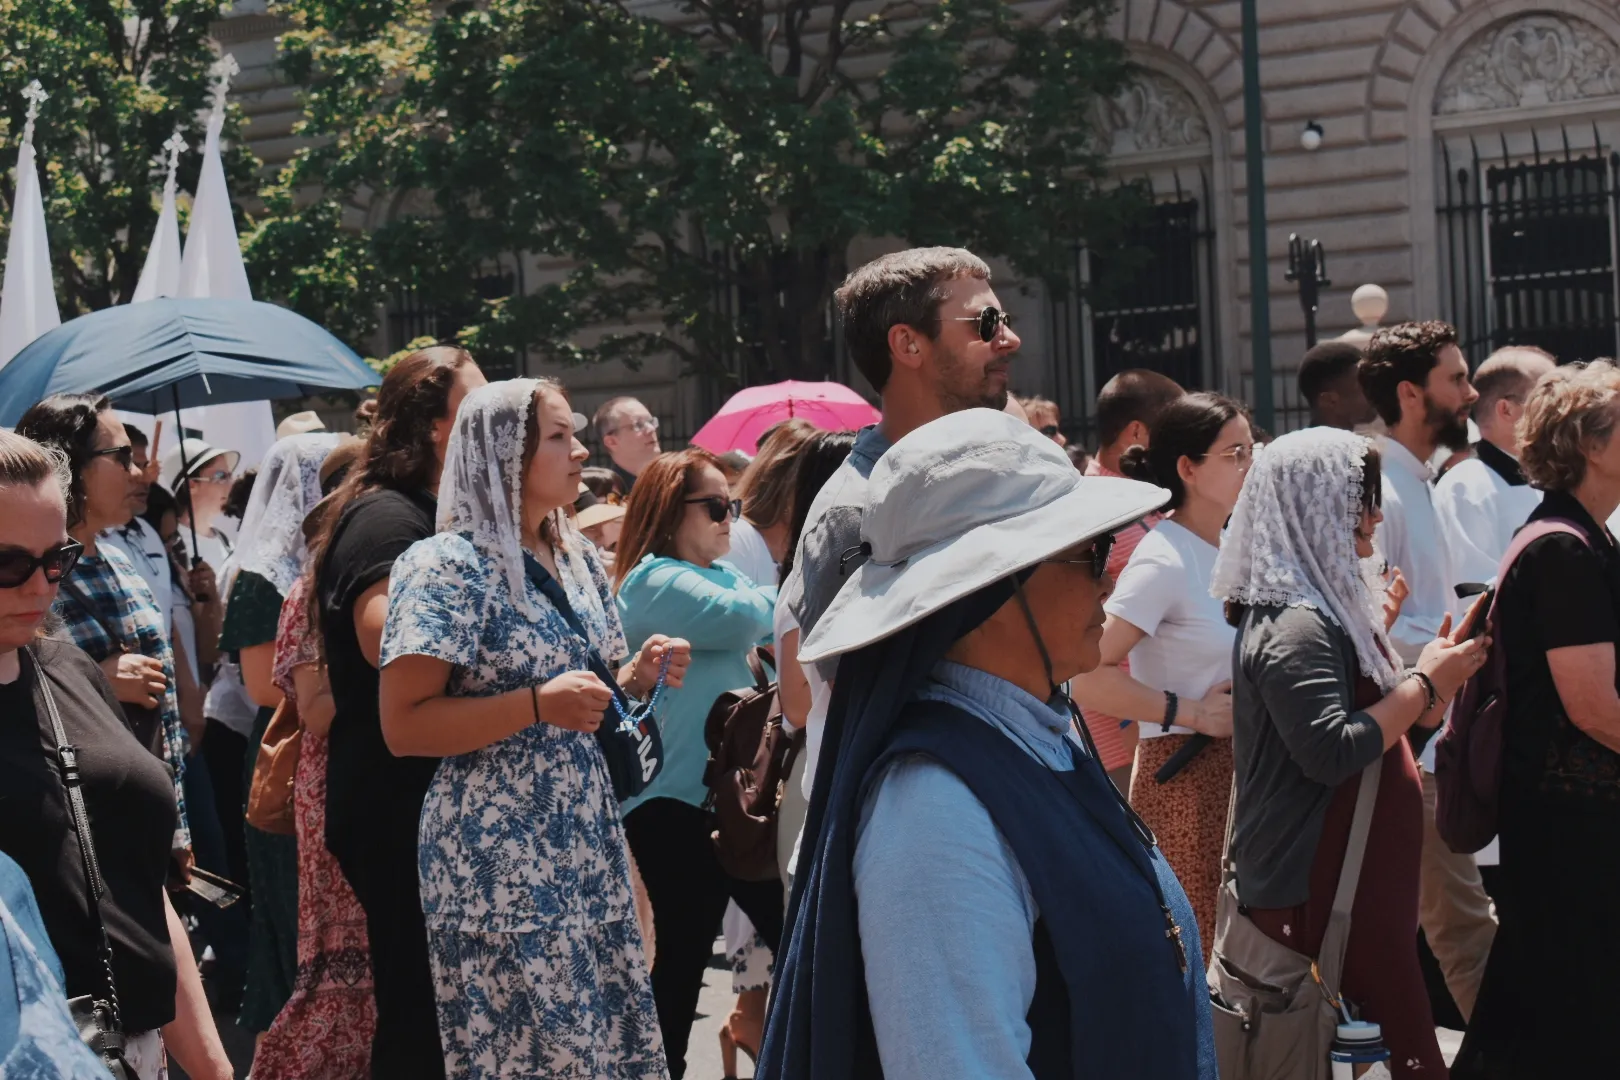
251 0 1137 381
0 0 258 313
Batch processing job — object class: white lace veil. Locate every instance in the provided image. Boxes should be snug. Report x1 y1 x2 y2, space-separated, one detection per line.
437 378 594 622
221 432 342 597
1210 425 1401 690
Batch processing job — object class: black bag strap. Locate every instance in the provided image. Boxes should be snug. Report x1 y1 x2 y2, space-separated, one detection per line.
519 554 628 707
25 646 124 1031
746 647 775 692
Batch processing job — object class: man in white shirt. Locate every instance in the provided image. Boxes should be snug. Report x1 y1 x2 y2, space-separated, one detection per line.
1435 347 1556 588
1359 320 1495 1022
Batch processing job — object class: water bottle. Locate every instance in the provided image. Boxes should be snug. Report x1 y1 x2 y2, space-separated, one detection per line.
1329 1020 1392 1080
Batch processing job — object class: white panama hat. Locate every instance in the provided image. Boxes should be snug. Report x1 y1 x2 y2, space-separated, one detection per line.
798 408 1171 664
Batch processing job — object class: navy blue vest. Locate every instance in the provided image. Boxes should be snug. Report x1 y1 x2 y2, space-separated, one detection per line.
865 701 1217 1080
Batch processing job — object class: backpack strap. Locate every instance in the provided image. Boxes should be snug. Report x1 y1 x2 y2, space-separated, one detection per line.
1486 518 1590 624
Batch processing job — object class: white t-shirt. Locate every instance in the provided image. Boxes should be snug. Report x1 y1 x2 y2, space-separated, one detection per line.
1103 519 1234 738
774 599 832 799
727 518 780 589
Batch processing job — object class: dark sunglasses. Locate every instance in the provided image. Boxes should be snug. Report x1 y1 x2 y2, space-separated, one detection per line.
953 305 1014 343
1039 424 1061 438
88 444 137 471
685 496 741 524
0 539 84 589
1043 533 1115 581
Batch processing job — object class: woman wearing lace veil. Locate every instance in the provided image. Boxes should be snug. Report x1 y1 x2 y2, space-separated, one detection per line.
218 431 343 1034
1213 426 1484 1077
378 378 688 1079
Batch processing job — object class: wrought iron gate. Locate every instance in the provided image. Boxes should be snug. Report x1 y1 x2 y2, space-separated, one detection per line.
1049 171 1220 445
1438 132 1620 366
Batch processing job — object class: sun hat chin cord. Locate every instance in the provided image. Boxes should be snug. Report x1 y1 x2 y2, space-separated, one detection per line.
1011 575 1158 851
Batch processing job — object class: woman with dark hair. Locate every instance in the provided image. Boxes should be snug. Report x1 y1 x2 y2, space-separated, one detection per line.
613 449 781 1078
775 430 858 873
0 429 232 1080
1070 391 1251 955
378 379 686 1078
15 394 190 859
1212 427 1483 1076
219 431 344 1036
310 343 485 1079
727 418 816 587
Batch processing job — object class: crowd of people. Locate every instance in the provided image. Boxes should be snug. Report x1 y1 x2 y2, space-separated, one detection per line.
0 244 1614 1080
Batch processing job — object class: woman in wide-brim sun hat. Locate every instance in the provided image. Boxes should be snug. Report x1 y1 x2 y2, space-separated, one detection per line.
758 408 1217 1080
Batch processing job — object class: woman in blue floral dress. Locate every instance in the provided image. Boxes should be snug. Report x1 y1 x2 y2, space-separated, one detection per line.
379 378 689 1079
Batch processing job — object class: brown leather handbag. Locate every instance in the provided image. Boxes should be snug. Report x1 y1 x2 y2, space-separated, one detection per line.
245 697 300 835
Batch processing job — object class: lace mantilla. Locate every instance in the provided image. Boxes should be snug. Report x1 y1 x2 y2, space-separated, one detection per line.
1210 426 1400 690
222 432 342 597
436 378 594 622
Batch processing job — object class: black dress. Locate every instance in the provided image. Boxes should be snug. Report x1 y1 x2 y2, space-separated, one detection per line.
1454 490 1620 1077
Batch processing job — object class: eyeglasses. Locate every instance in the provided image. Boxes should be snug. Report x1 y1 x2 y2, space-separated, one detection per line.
685 496 741 524
1043 533 1115 581
88 444 137 471
1200 444 1256 468
191 468 234 485
953 306 1014 343
610 417 660 437
0 539 84 589
1038 424 1061 438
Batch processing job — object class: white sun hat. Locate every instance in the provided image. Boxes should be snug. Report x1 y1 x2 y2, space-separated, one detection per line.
799 408 1171 664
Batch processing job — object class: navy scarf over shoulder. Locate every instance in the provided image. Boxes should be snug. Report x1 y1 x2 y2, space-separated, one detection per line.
758 582 1216 1079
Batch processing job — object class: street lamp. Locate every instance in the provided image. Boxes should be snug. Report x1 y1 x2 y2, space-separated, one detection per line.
1240 0 1273 431
1285 234 1331 349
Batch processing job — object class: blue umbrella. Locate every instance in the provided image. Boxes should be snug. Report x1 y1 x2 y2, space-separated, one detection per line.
0 297 378 425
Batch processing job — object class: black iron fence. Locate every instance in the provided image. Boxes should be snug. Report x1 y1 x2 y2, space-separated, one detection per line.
1439 131 1620 367
1048 170 1222 447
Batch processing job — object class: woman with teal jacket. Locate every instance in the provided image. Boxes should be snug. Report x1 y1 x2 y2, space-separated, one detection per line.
613 447 779 1080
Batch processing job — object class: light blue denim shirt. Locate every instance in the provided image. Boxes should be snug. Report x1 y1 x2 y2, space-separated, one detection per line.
853 661 1084 1080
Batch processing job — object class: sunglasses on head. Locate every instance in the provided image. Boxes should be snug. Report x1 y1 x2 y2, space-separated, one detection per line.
953 305 1014 343
685 496 741 524
1043 533 1115 581
0 539 84 589
88 444 136 471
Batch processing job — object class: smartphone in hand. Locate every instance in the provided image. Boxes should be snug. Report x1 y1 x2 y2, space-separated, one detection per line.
1457 588 1493 641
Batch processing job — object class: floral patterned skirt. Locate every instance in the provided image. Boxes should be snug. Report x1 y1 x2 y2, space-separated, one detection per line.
1128 734 1234 966
252 733 377 1079
428 916 667 1079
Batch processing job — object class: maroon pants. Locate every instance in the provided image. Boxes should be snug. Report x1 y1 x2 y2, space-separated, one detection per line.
1246 739 1447 1078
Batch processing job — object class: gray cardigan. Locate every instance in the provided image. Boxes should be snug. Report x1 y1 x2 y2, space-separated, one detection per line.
1230 604 1387 908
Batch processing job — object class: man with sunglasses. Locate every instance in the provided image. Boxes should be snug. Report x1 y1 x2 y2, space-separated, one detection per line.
776 247 1021 839
593 396 662 491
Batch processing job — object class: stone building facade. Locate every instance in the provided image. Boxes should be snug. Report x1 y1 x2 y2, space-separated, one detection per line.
216 0 1620 440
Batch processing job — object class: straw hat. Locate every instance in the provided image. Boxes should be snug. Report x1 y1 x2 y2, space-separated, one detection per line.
275 410 327 439
799 409 1170 663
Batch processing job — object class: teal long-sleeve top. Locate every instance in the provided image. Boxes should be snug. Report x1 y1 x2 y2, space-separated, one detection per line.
616 554 776 814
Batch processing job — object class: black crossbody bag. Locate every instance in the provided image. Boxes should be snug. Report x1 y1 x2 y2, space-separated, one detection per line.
520 554 664 802
25 646 136 1079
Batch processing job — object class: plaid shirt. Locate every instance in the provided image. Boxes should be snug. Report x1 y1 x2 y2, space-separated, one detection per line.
53 545 190 852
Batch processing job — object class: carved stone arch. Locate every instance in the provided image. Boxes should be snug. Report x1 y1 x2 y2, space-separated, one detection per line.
1401 1 1620 314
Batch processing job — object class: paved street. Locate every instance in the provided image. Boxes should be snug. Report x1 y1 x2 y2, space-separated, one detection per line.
177 937 745 1080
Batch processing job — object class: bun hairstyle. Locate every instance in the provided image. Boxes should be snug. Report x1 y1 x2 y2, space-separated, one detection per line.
1115 391 1245 512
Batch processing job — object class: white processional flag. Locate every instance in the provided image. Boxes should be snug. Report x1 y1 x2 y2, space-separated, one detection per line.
0 81 61 370
173 55 275 470
132 130 186 303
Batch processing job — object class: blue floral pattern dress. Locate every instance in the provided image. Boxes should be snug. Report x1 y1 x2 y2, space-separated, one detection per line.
381 530 666 1080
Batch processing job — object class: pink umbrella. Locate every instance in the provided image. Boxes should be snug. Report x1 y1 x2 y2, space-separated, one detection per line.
690 380 881 454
